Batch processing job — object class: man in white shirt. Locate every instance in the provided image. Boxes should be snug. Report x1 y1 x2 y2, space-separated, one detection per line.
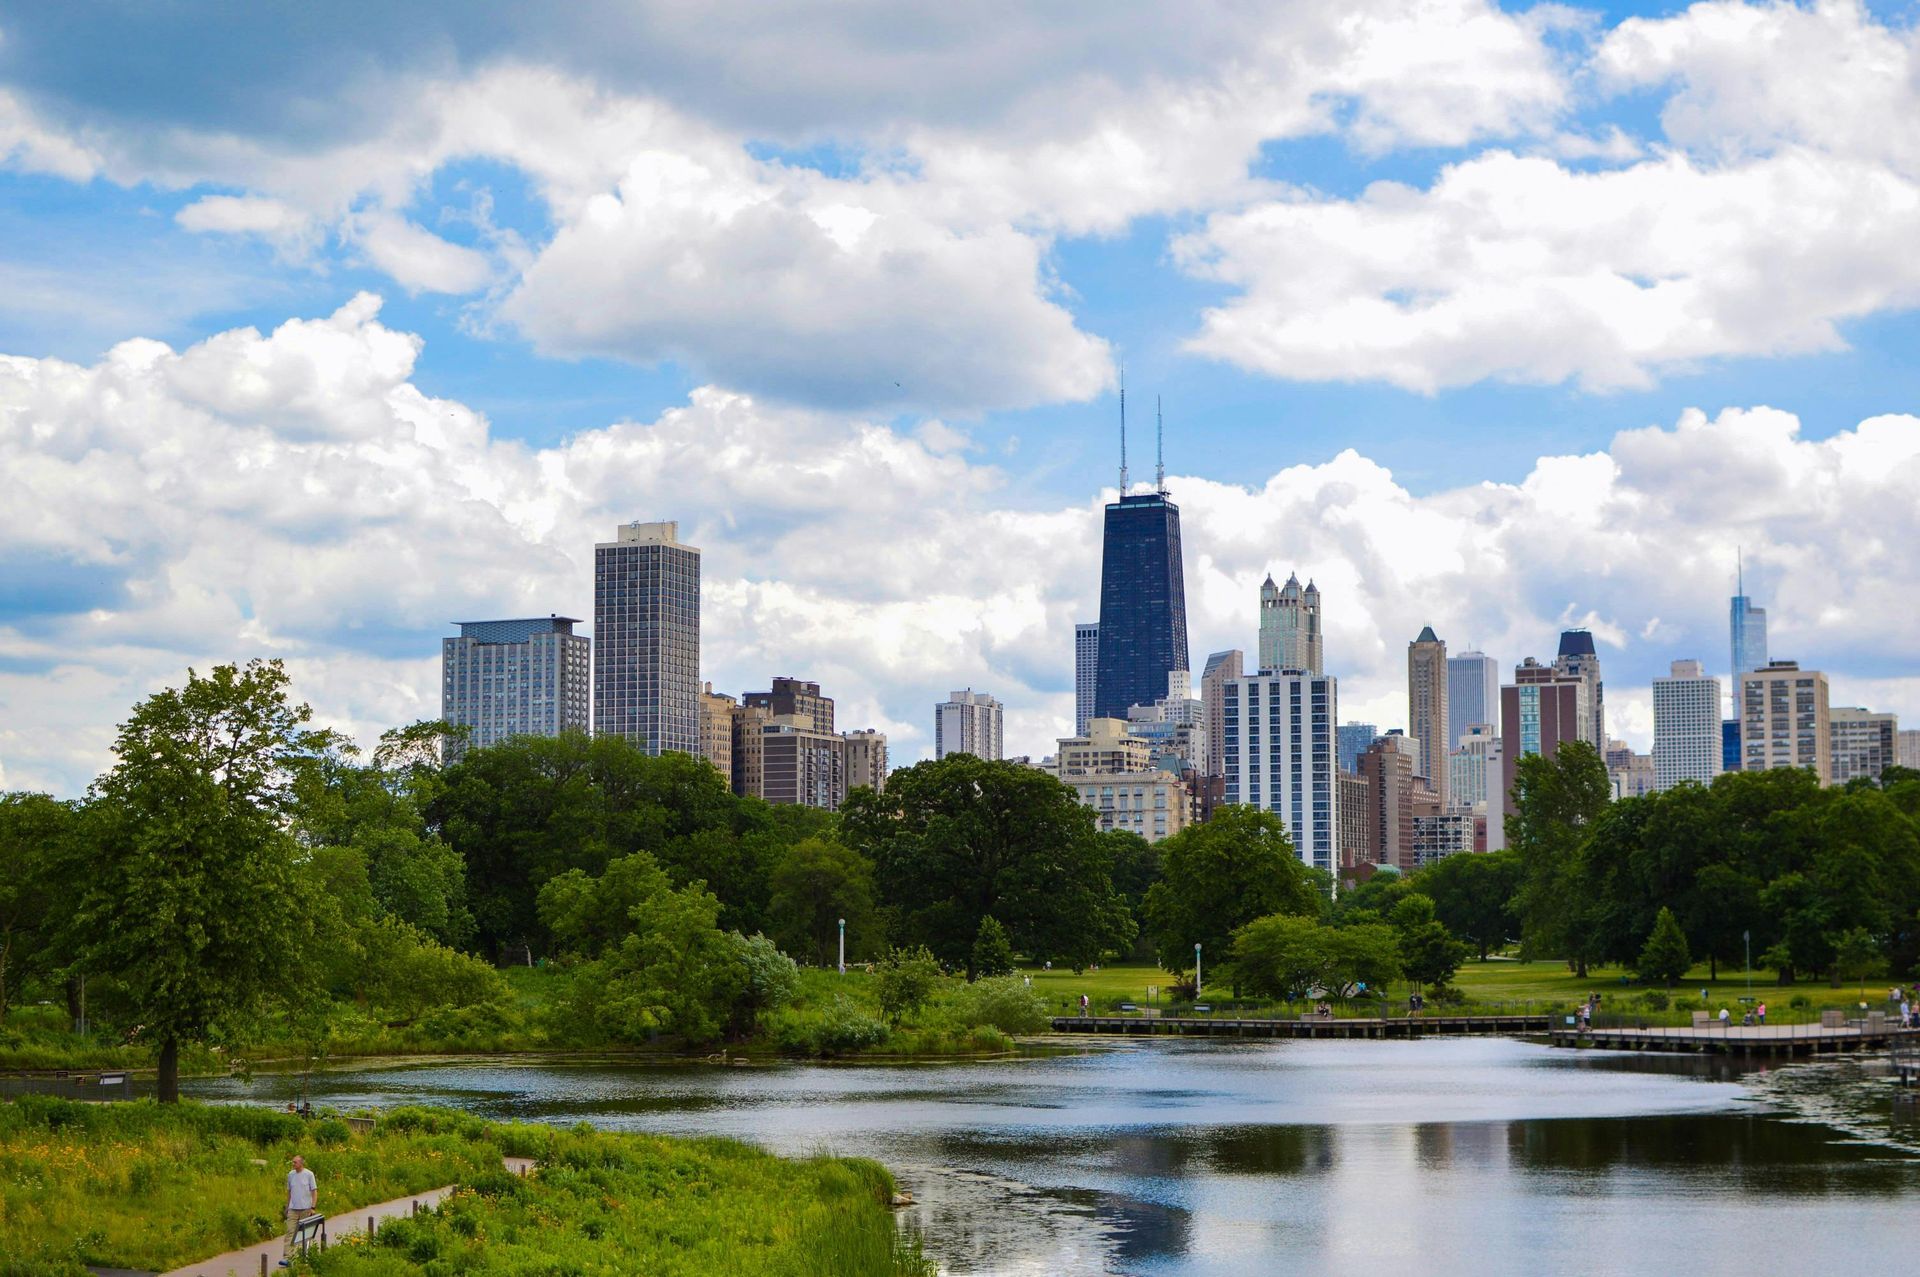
282 1154 320 1265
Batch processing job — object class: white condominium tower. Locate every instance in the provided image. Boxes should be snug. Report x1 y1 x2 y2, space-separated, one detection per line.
935 688 1005 761
1652 659 1722 790
1221 670 1340 874
1074 622 1099 735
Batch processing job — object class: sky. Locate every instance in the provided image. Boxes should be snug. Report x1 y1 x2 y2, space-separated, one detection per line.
2 0 1919 795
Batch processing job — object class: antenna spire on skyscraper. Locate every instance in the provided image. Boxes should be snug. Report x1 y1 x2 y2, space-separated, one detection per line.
1118 366 1129 494
1737 545 1744 596
1156 396 1165 492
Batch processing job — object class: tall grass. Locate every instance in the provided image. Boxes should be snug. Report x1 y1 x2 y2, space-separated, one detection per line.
306 1126 933 1277
0 1098 507 1275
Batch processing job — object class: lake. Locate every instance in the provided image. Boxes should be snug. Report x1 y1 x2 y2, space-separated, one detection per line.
179 1038 1920 1276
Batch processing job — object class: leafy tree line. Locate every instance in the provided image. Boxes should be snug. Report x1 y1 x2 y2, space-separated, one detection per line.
1507 742 1920 986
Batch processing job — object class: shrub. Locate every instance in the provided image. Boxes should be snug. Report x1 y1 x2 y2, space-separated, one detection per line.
970 916 1016 979
875 946 943 1025
1640 989 1670 1011
949 977 1049 1034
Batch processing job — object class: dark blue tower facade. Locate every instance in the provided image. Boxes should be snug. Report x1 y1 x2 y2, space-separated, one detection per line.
1093 491 1190 720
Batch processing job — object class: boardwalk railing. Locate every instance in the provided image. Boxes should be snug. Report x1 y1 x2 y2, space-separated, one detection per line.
1050 1013 1550 1039
1547 1018 1920 1057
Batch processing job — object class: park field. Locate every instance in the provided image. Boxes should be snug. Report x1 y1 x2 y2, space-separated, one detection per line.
1021 958 1882 1025
0 1097 927 1277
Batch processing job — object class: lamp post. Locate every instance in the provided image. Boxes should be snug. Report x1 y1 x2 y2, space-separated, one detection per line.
1194 943 1202 1000
1744 929 1751 999
838 918 846 974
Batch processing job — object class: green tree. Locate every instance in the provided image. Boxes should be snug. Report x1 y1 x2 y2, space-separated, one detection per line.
875 945 944 1024
971 915 1015 980
1231 914 1401 1001
765 837 881 968
1835 926 1882 998
1142 805 1322 985
1509 740 1611 975
72 660 333 1101
0 793 76 1023
842 756 1133 971
1413 849 1519 960
1390 895 1468 990
1635 906 1692 988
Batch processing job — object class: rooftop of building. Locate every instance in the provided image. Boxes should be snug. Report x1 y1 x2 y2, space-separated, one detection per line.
1414 625 1440 644
1557 628 1597 657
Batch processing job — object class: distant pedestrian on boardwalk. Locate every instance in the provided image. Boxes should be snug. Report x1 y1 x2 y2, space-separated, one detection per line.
1757 1002 1767 1025
1718 1007 1731 1028
1080 993 1089 1015
281 1154 319 1266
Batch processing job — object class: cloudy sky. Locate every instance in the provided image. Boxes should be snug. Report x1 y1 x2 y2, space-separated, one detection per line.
3 0 1919 794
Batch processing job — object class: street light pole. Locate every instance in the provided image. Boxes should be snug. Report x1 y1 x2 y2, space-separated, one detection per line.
1744 929 1751 999
1194 943 1202 1000
838 918 846 974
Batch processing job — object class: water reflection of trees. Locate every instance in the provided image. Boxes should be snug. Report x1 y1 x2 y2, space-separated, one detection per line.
1507 1115 1920 1193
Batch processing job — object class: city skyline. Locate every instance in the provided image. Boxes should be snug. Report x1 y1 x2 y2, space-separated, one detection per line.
4 2 1920 794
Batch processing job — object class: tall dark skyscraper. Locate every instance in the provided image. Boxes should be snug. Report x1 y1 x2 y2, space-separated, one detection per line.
1093 395 1189 720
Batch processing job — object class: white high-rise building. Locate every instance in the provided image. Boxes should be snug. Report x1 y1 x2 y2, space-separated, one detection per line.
1447 723 1497 815
594 520 701 755
1900 729 1920 771
1554 630 1606 751
441 617 590 763
1257 572 1322 673
1446 650 1500 754
1074 622 1099 735
1221 670 1340 874
935 688 1005 761
1740 660 1830 782
1653 659 1723 790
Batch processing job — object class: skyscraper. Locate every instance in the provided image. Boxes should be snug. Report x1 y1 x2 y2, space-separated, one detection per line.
1407 626 1449 807
1357 732 1420 873
594 520 701 755
1257 572 1322 673
1730 554 1768 720
1093 454 1189 721
935 688 1005 760
441 616 590 763
1900 729 1920 771
1200 649 1243 779
1222 670 1340 874
1739 660 1830 782
1653 660 1722 790
1074 622 1099 735
1554 630 1606 750
1446 650 1500 751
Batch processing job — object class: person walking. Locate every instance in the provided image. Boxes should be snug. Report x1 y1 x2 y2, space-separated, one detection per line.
1757 1001 1767 1025
280 1154 319 1267
1079 993 1089 1015
1718 1006 1731 1029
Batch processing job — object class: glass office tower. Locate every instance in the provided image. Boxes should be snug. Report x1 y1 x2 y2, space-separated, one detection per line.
1093 491 1190 721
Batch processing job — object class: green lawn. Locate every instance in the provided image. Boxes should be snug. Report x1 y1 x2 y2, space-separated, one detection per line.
1018 958 1884 1025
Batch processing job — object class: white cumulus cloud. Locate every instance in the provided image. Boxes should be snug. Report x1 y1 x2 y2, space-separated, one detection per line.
2 301 1916 794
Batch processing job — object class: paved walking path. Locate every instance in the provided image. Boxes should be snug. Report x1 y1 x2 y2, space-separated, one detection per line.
160 1157 535 1277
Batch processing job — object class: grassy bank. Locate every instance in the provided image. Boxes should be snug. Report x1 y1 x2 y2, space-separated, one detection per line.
0 1098 928 1277
1 965 1042 1077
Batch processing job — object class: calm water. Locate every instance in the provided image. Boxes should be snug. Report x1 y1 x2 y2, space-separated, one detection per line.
166 1039 1920 1276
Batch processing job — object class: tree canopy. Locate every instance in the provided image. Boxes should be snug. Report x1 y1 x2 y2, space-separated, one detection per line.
1141 805 1323 983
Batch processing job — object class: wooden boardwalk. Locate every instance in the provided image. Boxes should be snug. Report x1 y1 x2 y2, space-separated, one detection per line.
1547 1023 1920 1057
1050 1013 1549 1039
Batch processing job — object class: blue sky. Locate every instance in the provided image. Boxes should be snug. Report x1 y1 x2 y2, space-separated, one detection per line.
2 0 1919 791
